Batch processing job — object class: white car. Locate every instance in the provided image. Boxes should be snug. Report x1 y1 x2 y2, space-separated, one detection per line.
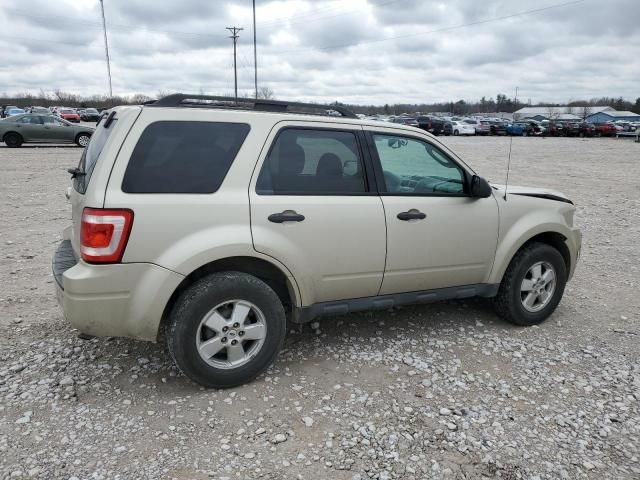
451 121 476 136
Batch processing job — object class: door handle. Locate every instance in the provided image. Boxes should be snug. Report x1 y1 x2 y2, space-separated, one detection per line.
268 211 305 223
397 210 426 221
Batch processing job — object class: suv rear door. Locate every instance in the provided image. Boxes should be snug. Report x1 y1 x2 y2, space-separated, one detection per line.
365 128 499 294
249 122 386 305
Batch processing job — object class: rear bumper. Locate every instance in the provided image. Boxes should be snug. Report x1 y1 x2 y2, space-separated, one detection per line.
53 240 184 341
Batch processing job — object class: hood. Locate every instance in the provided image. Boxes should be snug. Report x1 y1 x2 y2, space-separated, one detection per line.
491 183 573 204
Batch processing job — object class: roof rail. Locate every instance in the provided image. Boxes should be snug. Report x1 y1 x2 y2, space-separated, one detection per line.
148 94 357 119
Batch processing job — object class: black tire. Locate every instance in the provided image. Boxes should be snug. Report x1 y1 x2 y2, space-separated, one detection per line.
4 132 23 148
493 242 567 326
75 133 91 147
167 271 286 388
453 130 459 136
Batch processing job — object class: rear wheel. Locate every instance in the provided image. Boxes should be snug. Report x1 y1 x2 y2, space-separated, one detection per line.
493 242 567 326
453 130 459 136
4 132 23 148
75 133 91 147
167 271 287 388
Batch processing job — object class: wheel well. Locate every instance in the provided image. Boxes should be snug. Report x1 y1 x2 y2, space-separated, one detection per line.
157 256 294 341
2 131 22 142
521 232 571 272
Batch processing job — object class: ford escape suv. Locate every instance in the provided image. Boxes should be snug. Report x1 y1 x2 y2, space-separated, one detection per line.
53 95 581 388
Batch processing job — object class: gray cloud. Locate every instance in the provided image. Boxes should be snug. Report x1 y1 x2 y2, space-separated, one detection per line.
0 0 638 104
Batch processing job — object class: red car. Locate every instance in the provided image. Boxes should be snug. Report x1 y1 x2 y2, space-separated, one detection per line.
594 123 617 137
58 109 81 123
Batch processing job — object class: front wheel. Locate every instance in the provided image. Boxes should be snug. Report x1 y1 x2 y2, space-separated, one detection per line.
453 130 459 136
167 271 287 388
76 133 91 147
493 242 567 326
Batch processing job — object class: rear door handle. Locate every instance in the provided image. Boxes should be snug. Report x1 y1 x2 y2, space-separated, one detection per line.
397 210 426 221
268 211 305 223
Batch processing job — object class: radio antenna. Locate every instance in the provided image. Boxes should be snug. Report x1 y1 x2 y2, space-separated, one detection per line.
504 86 518 201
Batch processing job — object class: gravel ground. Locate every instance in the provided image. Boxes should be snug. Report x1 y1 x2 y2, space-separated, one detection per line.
1 137 638 480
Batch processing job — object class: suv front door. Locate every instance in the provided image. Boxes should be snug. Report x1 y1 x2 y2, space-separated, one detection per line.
250 123 386 305
367 129 499 295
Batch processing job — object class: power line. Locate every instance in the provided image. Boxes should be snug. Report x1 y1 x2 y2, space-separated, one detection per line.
6 0 587 66
256 0 404 28
268 0 586 55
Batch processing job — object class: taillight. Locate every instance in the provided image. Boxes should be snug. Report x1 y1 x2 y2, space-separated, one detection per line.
80 208 133 263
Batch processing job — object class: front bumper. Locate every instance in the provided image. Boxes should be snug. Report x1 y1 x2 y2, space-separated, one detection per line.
567 227 582 280
53 240 184 341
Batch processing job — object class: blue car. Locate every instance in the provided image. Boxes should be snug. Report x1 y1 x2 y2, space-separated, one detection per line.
505 123 525 136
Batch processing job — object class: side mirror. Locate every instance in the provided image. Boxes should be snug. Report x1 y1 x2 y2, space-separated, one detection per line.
471 175 492 198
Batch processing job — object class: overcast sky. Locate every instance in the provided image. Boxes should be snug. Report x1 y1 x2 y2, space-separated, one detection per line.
1 0 638 105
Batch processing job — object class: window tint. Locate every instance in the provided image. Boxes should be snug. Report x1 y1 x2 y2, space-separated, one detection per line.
373 134 465 195
74 119 117 194
256 128 366 195
122 121 250 194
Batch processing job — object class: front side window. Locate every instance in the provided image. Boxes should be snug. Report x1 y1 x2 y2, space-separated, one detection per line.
256 128 366 195
122 121 250 194
372 134 466 195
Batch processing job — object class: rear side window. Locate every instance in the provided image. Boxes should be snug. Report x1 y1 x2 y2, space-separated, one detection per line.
122 121 250 194
256 128 366 195
74 119 117 194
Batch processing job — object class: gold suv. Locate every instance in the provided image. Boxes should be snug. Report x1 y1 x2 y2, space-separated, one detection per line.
53 95 581 387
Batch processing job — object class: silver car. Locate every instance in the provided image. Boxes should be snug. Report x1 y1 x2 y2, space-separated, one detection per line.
0 113 94 147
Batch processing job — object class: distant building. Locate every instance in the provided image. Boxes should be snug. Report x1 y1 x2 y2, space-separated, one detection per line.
514 105 613 121
586 110 640 123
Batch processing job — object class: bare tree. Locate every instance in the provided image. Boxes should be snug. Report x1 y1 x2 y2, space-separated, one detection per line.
581 105 592 121
130 93 152 104
546 106 559 120
258 86 275 100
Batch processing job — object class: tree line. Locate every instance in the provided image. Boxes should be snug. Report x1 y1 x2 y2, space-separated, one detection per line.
1 89 639 116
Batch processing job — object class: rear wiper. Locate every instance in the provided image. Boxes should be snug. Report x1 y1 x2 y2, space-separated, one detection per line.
67 167 85 179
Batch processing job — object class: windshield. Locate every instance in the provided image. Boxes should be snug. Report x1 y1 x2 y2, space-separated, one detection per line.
85 108 98 114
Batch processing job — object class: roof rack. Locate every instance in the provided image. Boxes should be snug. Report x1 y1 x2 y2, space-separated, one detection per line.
148 94 357 119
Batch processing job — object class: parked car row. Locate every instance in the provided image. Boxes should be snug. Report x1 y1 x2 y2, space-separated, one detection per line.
1 105 104 122
363 113 639 138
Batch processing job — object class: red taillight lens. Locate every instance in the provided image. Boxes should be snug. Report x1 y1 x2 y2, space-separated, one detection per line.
80 208 133 263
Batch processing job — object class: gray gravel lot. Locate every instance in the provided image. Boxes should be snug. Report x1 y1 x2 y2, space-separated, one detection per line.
1 137 638 480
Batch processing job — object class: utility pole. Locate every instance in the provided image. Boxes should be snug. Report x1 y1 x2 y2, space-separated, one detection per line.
99 0 113 98
252 0 258 99
226 26 243 102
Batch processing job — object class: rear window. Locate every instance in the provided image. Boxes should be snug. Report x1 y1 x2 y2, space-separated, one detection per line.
74 119 117 194
122 121 250 194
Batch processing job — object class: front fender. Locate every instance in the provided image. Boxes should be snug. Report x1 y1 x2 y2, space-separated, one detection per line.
488 205 578 284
